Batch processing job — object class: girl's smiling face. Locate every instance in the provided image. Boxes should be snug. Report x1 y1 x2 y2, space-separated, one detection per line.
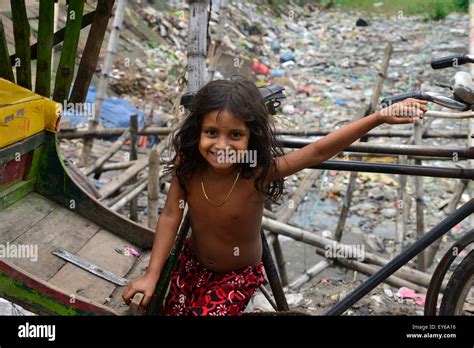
199 109 250 173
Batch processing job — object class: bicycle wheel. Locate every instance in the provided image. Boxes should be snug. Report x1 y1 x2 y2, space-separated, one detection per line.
439 250 474 315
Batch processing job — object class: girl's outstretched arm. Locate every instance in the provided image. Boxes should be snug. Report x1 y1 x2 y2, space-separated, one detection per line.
269 98 428 181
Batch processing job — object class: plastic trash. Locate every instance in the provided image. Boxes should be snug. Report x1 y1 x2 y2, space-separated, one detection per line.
252 60 270 75
396 287 426 306
271 39 281 53
280 50 295 63
270 69 287 77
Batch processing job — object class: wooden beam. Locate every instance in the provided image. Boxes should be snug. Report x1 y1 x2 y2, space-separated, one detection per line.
10 0 31 89
0 18 14 82
35 0 54 97
52 0 85 103
69 0 115 104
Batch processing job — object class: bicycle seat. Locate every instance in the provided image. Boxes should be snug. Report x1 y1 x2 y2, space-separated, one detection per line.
451 71 474 105
180 84 286 115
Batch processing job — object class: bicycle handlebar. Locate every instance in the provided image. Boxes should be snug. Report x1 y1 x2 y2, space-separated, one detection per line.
381 92 470 111
431 54 474 69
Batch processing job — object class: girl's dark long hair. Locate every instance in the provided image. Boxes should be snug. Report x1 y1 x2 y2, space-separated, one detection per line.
165 77 285 203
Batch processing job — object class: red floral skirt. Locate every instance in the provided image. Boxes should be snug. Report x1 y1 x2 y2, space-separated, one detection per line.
163 240 265 316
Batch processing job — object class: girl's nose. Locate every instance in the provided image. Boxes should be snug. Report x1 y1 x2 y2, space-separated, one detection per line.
216 136 229 149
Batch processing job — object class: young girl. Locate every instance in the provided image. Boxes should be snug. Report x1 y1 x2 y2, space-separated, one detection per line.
122 77 427 316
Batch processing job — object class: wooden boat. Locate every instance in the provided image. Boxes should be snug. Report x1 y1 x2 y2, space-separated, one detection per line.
0 78 156 315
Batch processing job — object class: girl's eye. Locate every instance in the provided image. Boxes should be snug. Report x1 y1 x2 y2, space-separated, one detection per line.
205 130 217 136
231 132 243 138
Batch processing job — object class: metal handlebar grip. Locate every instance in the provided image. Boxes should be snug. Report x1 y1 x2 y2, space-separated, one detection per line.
380 92 423 107
431 54 474 69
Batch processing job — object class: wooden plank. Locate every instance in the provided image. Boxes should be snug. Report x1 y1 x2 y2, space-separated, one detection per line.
10 0 31 89
108 250 151 313
0 17 14 82
0 192 55 244
0 151 31 188
52 0 85 102
0 178 35 210
7 200 101 281
49 229 139 305
69 0 115 104
0 132 45 165
35 0 54 97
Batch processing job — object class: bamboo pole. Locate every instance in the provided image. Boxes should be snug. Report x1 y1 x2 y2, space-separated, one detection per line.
80 0 127 166
110 180 147 212
11 0 31 89
99 155 148 199
52 0 85 102
58 127 171 138
334 257 426 294
69 0 115 104
82 129 131 176
187 0 209 92
129 115 138 221
336 43 392 241
285 260 332 291
414 119 426 271
0 18 14 82
98 160 135 172
106 174 148 207
393 155 408 257
147 146 160 229
262 216 433 289
35 0 54 97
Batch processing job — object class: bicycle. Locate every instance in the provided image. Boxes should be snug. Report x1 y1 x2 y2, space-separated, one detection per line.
362 54 474 316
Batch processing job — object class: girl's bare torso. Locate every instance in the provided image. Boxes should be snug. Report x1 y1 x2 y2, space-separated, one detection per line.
184 168 265 273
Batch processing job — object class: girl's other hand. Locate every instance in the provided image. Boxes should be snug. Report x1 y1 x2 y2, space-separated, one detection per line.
122 273 158 311
378 98 428 124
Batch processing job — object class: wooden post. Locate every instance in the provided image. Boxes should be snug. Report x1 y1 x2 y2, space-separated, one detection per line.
0 18 14 82
207 0 227 81
70 0 115 104
52 0 85 102
394 155 408 257
187 0 209 92
80 0 127 166
35 0 54 97
147 146 160 229
335 43 393 241
129 115 138 221
10 0 31 89
414 119 425 271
